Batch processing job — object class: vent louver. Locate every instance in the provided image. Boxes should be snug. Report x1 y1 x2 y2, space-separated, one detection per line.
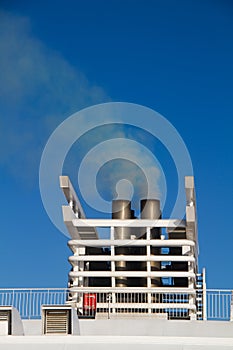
0 309 11 335
45 310 71 334
0 310 9 322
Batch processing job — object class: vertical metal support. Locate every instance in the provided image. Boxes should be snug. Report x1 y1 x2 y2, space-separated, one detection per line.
110 227 116 313
110 226 115 240
188 260 196 319
78 247 86 288
29 289 32 320
146 227 152 313
107 292 112 319
230 291 233 322
110 227 116 288
202 268 207 321
146 228 151 285
72 247 81 288
12 289 15 308
69 246 83 305
146 227 151 288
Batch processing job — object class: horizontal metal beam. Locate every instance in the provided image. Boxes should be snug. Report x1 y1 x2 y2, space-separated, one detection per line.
91 302 196 310
68 239 195 248
69 255 195 263
69 271 195 278
68 287 196 294
72 219 186 228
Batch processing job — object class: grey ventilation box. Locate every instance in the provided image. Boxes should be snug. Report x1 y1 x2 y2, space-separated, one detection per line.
42 305 80 335
0 306 24 335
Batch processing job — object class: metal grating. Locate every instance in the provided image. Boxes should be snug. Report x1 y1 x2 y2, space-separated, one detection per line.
0 310 9 321
0 310 11 335
45 310 70 334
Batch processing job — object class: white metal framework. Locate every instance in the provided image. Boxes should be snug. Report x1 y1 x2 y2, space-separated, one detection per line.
60 175 204 320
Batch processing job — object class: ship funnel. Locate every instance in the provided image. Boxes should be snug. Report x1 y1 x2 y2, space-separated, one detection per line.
140 199 161 287
112 200 133 287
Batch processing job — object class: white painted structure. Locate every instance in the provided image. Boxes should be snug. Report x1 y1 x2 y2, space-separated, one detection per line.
61 176 204 320
0 175 233 349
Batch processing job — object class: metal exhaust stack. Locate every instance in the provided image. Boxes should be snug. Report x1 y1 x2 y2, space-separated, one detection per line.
140 199 161 287
112 200 132 287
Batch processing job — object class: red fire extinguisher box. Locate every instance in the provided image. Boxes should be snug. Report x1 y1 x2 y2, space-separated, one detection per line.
83 293 97 318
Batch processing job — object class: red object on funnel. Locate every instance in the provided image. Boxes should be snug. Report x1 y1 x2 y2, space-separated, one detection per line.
83 293 97 317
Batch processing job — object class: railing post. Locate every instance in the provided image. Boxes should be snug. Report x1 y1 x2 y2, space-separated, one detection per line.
230 290 233 322
29 289 32 320
64 288 66 304
107 292 111 319
202 268 207 320
12 289 15 308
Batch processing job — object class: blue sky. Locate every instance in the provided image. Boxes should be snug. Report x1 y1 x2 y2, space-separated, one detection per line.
0 0 232 289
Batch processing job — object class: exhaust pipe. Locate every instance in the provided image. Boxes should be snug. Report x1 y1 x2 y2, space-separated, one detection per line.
112 200 132 287
140 199 161 287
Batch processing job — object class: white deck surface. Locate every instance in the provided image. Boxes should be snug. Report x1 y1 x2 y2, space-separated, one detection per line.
0 335 233 350
1 318 233 349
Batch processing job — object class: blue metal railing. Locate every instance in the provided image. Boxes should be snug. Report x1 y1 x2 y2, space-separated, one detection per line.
0 288 232 320
0 288 68 319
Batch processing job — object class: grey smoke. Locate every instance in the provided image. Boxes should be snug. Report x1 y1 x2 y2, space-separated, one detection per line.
0 11 109 184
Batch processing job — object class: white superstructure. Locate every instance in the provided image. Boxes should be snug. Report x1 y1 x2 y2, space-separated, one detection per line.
61 175 204 320
0 175 232 349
